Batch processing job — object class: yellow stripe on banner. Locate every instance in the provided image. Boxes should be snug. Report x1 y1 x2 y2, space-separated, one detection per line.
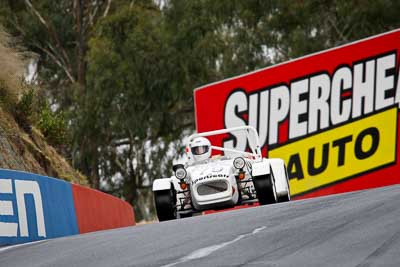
269 107 397 195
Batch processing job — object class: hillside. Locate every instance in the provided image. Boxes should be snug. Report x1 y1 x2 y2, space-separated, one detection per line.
0 108 87 184
0 28 87 185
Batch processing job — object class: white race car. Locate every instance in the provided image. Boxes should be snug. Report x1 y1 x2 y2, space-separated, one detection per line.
152 126 290 221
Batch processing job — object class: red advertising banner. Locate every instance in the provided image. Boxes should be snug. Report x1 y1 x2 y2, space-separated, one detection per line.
194 29 400 199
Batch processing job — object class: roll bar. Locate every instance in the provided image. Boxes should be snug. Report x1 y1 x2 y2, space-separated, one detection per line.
188 126 262 160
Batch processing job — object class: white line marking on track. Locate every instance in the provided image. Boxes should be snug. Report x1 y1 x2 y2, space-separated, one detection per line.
161 226 266 267
0 240 47 253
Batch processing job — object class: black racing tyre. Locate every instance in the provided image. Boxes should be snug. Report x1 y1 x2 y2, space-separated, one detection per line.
277 165 290 203
154 189 176 221
277 194 290 202
179 212 193 219
236 182 243 205
253 174 277 205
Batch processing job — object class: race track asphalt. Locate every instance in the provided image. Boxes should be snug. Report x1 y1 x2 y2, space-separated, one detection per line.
1 185 399 267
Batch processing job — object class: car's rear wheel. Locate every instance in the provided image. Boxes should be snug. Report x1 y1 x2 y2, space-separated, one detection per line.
154 189 176 221
277 165 291 203
253 174 277 205
277 194 290 202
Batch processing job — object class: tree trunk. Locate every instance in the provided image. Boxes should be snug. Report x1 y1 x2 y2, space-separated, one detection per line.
90 158 100 189
75 0 86 87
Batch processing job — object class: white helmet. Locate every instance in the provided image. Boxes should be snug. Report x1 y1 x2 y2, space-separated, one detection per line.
189 137 211 162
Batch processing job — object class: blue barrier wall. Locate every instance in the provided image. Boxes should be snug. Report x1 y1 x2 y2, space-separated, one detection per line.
0 169 79 245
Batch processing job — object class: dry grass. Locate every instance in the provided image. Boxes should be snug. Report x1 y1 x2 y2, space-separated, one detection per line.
0 26 89 186
0 27 27 105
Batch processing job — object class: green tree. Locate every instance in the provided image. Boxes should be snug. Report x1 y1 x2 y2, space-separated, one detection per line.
0 0 116 187
81 2 182 220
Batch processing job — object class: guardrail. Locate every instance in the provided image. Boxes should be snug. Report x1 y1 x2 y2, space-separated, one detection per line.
0 169 135 245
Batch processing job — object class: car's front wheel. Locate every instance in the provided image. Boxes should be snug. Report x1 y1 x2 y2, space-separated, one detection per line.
154 189 176 221
253 174 277 205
